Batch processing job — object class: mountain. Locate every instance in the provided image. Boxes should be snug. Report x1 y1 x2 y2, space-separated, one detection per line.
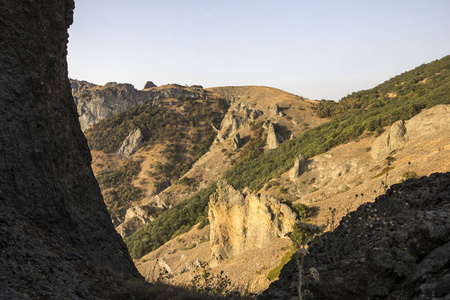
1 0 449 297
81 82 326 231
77 54 450 296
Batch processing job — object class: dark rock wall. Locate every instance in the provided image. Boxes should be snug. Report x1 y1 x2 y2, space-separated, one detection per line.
0 0 139 297
261 172 450 300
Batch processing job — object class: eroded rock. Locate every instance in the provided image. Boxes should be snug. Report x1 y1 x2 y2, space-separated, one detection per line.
209 180 297 262
289 154 306 179
71 79 208 131
143 81 157 89
233 132 242 150
371 105 450 160
117 128 144 158
266 122 284 149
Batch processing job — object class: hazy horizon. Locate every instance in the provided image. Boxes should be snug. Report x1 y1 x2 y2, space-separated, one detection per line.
68 0 450 101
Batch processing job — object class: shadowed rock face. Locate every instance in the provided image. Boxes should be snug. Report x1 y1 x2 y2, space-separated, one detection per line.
0 1 139 298
261 172 450 300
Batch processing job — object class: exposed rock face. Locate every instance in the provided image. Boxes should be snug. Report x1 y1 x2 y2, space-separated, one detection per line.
116 205 156 237
267 122 284 149
71 79 207 131
261 172 450 300
289 154 306 179
233 132 242 150
371 105 450 160
209 180 297 262
216 102 262 141
117 128 144 158
143 81 157 89
0 1 139 298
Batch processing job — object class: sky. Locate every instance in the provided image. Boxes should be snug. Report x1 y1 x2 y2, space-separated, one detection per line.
67 0 450 101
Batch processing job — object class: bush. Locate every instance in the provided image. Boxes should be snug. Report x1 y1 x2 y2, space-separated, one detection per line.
125 183 217 259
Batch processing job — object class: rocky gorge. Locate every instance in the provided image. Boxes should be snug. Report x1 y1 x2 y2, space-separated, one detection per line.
1 0 449 298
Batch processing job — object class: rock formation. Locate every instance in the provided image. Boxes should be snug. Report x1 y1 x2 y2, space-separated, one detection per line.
289 154 306 179
143 81 157 89
0 1 139 298
71 79 208 131
371 105 450 160
266 122 284 149
116 205 156 237
261 172 450 300
233 132 242 150
209 180 297 262
117 128 144 158
215 102 262 141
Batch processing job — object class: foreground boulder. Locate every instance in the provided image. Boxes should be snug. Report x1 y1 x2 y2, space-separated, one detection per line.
0 1 140 298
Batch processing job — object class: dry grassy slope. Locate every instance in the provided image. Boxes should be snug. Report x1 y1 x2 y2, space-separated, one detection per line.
135 105 450 295
90 92 221 206
264 104 450 230
143 85 327 208
135 223 291 295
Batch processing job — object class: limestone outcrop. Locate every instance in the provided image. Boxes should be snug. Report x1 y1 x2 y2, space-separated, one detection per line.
216 102 262 141
117 128 144 158
266 122 284 149
116 205 156 237
289 154 306 179
0 1 139 298
209 180 297 262
71 79 208 131
371 105 450 160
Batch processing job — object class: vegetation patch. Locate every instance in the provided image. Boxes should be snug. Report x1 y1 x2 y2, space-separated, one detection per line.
125 183 217 259
372 166 394 179
267 247 296 281
96 158 143 221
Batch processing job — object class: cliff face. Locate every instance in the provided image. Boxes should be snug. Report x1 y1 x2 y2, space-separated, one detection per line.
209 180 297 262
71 79 208 131
0 1 139 298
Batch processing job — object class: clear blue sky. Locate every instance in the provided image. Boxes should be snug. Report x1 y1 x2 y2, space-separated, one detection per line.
68 0 450 100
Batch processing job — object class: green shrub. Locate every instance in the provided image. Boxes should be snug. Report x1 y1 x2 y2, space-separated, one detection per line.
125 183 217 259
267 247 296 281
402 171 419 180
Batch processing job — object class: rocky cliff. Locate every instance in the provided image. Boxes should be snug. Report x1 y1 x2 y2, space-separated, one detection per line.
0 1 140 298
209 180 297 262
71 79 209 131
261 172 450 299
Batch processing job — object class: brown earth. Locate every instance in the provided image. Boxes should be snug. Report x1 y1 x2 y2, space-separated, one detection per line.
135 105 450 295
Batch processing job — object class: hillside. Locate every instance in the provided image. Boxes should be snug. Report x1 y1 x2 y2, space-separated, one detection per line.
261 172 450 299
74 55 449 295
7 0 448 299
133 104 450 294
81 82 326 231
121 55 450 295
